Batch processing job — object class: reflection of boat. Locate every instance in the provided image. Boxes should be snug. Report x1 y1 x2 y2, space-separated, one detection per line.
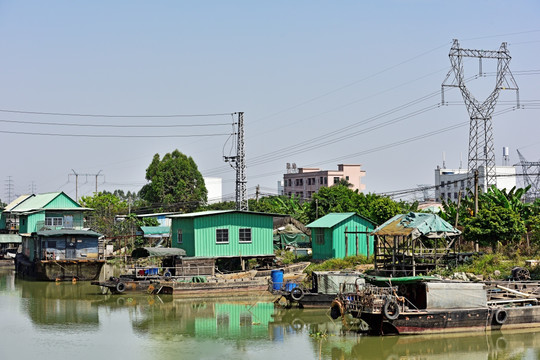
334 275 540 335
274 271 365 308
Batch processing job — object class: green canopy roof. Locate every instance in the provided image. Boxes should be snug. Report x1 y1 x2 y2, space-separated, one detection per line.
140 226 170 235
131 247 186 258
0 234 22 244
364 274 441 287
372 212 461 239
306 212 376 228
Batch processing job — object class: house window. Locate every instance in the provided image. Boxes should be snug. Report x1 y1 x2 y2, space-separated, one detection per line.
315 229 324 245
441 181 445 188
287 179 292 186
216 229 229 244
47 240 57 248
324 177 327 184
319 177 323 184
239 228 252 243
333 177 340 184
45 217 63 227
177 229 183 244
346 176 349 180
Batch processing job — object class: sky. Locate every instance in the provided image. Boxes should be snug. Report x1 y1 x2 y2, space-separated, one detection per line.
0 1 539 205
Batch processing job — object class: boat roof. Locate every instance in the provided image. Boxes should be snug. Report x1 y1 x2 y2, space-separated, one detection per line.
131 247 186 258
363 274 441 287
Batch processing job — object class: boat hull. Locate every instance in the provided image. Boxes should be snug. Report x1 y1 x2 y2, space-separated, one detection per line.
360 306 540 335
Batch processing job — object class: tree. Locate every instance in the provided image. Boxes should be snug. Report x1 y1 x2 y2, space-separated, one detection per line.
140 150 207 213
80 192 129 237
463 206 526 250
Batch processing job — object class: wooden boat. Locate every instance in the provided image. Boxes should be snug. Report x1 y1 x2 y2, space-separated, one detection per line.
332 275 540 335
274 271 365 308
92 272 271 297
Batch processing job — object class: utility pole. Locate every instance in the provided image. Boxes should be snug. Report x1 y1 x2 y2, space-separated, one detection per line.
474 170 479 252
442 39 519 190
69 170 104 202
224 112 248 211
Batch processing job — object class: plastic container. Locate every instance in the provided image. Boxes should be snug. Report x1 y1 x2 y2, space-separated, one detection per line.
271 269 284 290
285 282 297 291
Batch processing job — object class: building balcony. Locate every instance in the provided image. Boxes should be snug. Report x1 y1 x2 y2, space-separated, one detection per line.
36 219 86 232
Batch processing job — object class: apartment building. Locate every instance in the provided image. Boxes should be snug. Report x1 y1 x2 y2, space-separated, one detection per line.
283 164 366 199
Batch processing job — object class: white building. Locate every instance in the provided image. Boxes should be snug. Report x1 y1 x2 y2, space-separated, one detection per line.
434 165 516 202
204 177 222 204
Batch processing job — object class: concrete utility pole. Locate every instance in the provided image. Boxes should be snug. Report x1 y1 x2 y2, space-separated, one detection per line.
69 170 104 202
224 112 248 211
442 39 519 189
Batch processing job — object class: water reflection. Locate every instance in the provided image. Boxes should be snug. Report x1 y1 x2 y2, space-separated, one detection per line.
2 269 540 360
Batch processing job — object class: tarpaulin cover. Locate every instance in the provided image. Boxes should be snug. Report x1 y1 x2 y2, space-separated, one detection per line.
273 233 311 250
131 247 186 258
314 271 365 294
425 282 487 309
372 212 461 239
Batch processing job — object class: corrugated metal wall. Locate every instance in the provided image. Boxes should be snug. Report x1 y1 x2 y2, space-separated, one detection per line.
171 217 196 256
45 194 80 208
26 212 45 234
332 216 374 258
193 213 273 257
311 228 334 260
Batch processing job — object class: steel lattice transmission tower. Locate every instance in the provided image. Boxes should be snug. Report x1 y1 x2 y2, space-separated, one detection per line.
224 112 248 211
442 39 519 189
516 149 540 203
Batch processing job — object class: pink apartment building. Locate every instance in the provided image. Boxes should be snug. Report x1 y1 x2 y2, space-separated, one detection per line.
283 164 366 199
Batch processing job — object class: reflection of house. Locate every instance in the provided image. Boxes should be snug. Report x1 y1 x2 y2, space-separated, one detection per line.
169 210 283 269
6 192 104 281
306 213 376 260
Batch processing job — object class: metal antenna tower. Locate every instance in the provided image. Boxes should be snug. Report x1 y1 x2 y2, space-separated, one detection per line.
516 149 540 202
442 39 519 189
4 176 14 203
224 112 247 211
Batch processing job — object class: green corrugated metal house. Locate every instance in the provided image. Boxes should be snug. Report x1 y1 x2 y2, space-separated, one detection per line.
306 212 377 260
169 210 281 259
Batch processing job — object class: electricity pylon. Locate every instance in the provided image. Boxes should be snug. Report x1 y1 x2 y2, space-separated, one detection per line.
224 112 247 211
442 39 519 189
516 149 540 203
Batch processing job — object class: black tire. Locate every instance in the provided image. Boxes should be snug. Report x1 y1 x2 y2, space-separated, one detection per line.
116 282 126 293
290 287 304 301
330 300 343 320
494 308 508 325
163 271 172 278
383 299 400 320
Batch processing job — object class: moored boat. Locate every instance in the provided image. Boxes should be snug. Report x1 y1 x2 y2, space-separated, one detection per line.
332 275 540 335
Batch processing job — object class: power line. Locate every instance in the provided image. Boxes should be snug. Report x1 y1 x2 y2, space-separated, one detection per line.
0 118 231 128
0 109 235 118
0 130 231 138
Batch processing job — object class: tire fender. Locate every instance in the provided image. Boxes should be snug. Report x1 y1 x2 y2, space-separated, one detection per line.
116 281 126 293
290 287 304 301
383 299 400 320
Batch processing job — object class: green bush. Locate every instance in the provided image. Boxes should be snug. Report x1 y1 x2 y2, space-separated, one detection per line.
304 255 371 275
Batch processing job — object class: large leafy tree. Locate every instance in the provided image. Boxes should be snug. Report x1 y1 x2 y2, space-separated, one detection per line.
463 206 525 250
140 150 207 213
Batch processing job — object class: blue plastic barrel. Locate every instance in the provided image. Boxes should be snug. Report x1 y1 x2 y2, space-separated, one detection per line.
271 269 284 290
285 282 297 291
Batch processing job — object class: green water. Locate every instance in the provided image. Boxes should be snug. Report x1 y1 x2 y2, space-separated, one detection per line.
1 267 540 360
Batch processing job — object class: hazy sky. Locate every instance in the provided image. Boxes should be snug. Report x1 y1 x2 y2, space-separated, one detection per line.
0 1 539 204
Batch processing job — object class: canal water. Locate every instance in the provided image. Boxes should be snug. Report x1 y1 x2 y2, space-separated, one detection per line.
1 267 540 360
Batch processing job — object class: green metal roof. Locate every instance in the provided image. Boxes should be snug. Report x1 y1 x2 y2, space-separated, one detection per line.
9 192 83 213
140 226 170 235
168 210 285 218
0 234 22 244
37 229 102 237
306 212 376 228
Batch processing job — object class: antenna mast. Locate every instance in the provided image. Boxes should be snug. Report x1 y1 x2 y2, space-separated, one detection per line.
442 39 519 189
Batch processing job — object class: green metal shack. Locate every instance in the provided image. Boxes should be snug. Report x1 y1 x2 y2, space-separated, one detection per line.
307 212 376 260
169 210 281 260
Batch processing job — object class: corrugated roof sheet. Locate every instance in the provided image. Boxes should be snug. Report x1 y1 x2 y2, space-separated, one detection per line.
140 226 170 235
372 212 461 239
168 210 285 218
10 192 77 213
306 212 358 228
4 194 33 212
37 229 102 237
0 234 22 244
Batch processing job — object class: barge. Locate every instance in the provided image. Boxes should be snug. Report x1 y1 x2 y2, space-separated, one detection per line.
332 275 540 335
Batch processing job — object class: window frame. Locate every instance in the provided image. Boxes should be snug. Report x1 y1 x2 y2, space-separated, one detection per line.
315 229 325 245
216 228 229 244
177 229 183 244
239 228 252 243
